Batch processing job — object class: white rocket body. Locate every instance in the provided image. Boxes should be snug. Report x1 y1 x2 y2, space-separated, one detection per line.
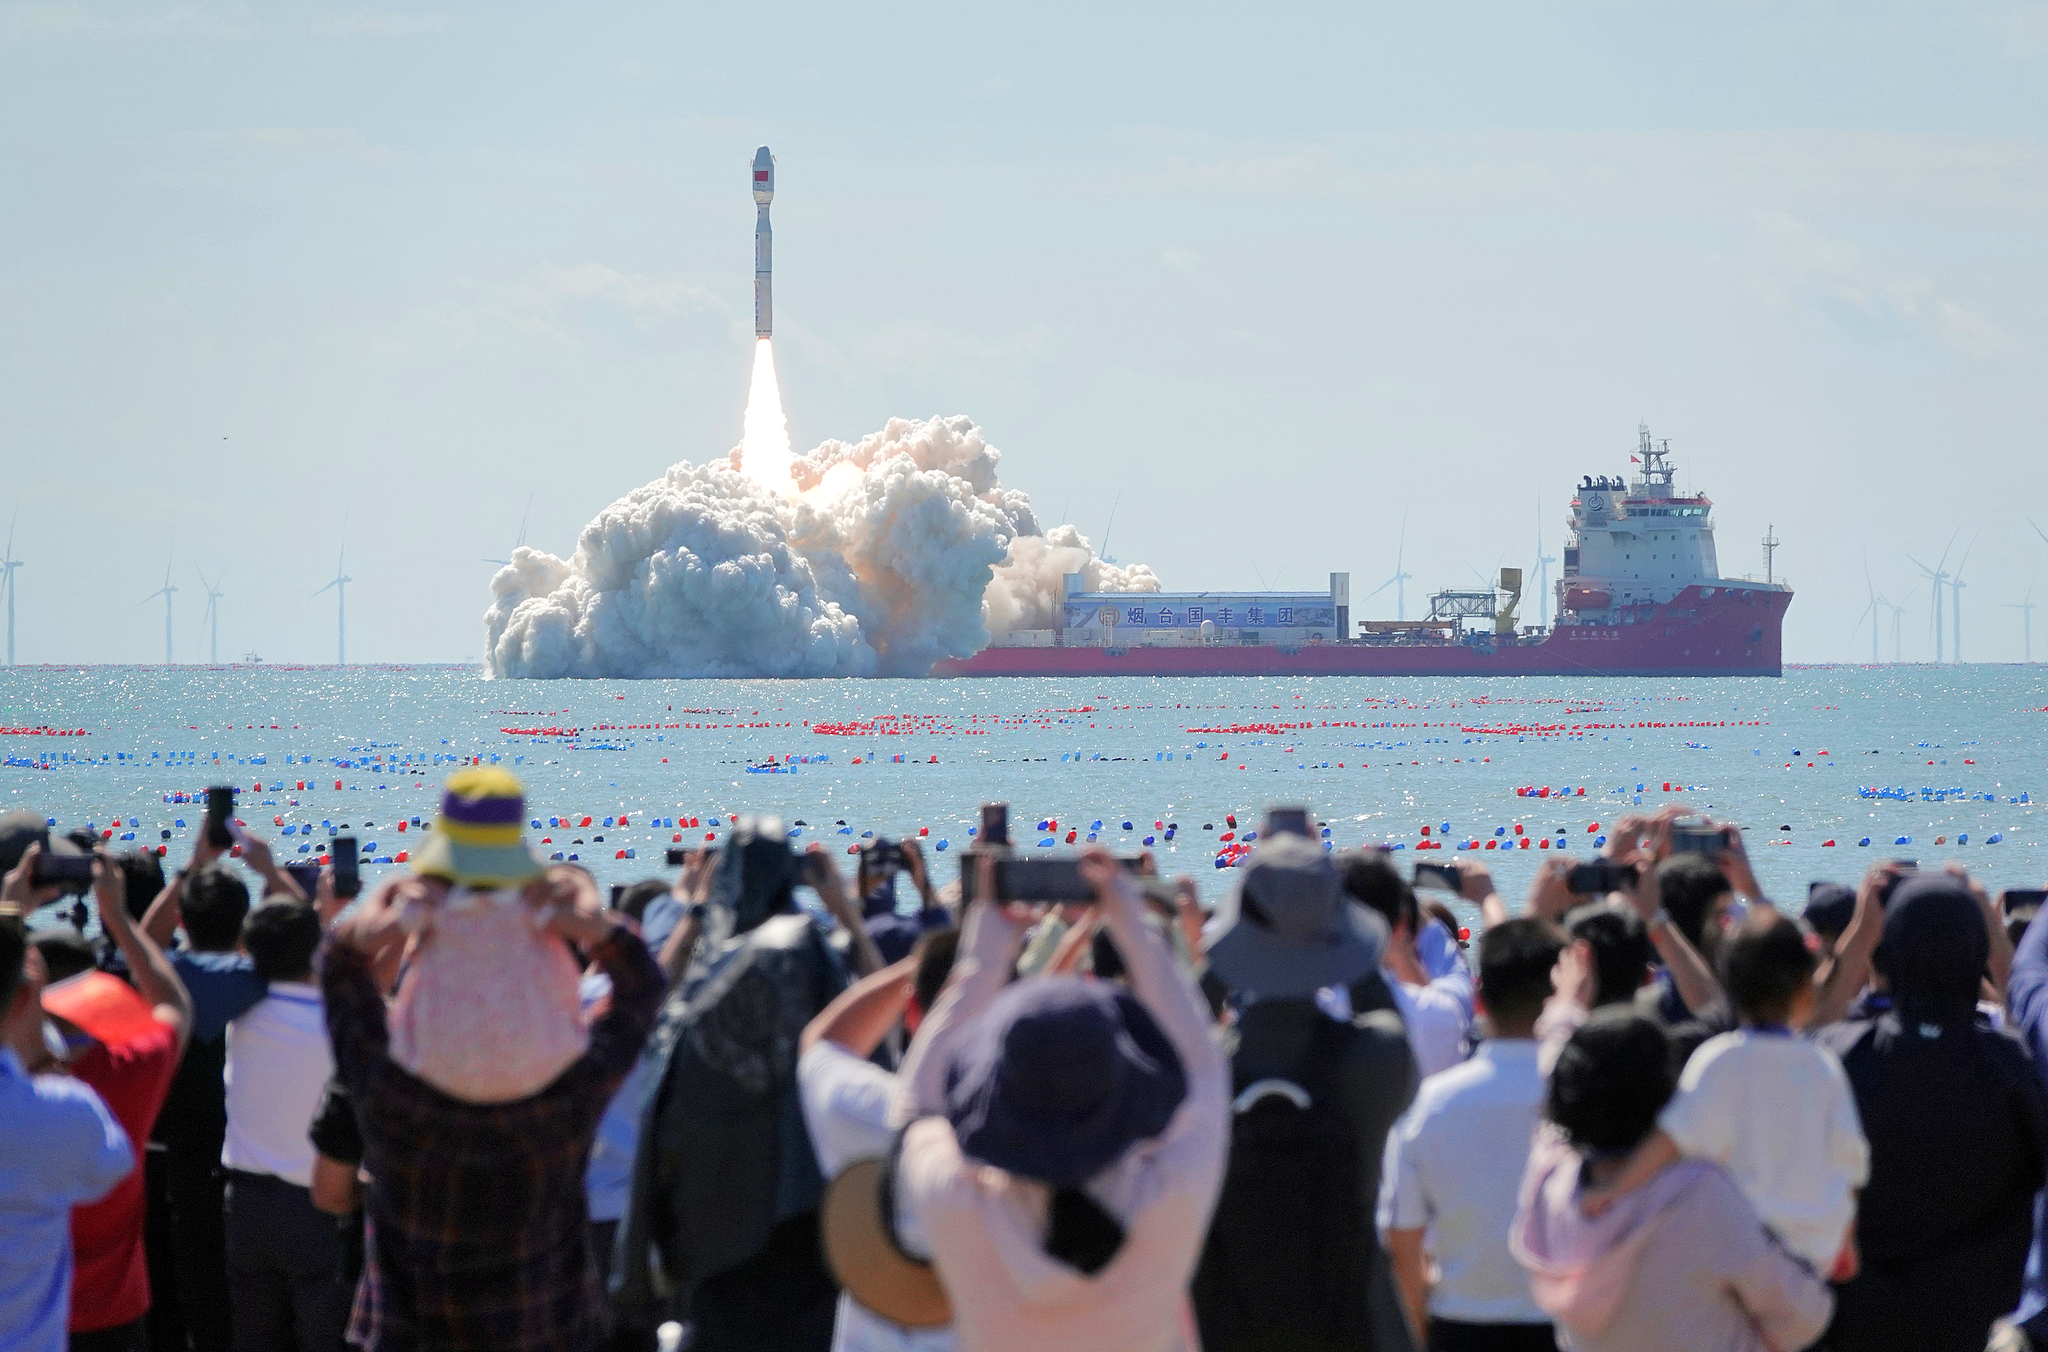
753 146 773 338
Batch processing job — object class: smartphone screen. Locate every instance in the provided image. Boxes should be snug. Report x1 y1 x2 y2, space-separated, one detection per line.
1265 807 1312 838
331 837 361 899
1567 860 1635 895
2003 888 2048 915
1412 861 1461 893
283 862 323 898
205 786 237 848
33 851 95 890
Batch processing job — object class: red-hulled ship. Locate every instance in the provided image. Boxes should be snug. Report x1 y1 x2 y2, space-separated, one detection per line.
932 428 1792 678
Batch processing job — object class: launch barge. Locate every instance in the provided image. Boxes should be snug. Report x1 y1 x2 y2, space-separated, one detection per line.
933 431 1792 678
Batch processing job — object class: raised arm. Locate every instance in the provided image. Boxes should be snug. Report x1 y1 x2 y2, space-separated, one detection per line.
93 848 192 1054
1805 867 1885 1031
894 859 1028 1124
1083 850 1227 1139
800 955 916 1058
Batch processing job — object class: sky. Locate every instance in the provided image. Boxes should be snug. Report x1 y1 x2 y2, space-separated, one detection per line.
3 0 2046 666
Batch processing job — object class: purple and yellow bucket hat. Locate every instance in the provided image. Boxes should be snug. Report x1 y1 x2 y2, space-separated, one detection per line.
410 768 545 889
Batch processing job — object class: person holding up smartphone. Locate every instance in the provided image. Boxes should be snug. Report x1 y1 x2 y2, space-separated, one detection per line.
853 837 950 966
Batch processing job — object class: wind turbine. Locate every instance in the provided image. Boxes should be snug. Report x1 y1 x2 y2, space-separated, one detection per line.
1 514 21 666
1949 536 1974 664
1361 516 1414 620
1884 598 1906 664
1853 558 1885 665
197 570 224 665
2007 591 2036 664
482 491 535 567
1907 530 1960 663
1533 497 1556 628
141 554 177 665
313 533 352 666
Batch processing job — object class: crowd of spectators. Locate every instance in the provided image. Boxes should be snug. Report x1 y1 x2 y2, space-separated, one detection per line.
5 778 2048 1352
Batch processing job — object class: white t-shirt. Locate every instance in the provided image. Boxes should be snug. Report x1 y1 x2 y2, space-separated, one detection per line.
222 982 334 1189
796 1042 955 1352
1379 1040 1550 1325
1659 1029 1869 1270
1391 968 1474 1080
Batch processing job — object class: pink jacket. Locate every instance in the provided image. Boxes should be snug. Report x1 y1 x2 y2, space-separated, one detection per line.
892 886 1229 1352
1511 1128 1833 1352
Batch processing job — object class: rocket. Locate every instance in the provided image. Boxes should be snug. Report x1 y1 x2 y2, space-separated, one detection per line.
752 146 773 338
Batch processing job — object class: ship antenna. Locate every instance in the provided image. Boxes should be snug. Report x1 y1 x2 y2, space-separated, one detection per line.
1762 525 1781 585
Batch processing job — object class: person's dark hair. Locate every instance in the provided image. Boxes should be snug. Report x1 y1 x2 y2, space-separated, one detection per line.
1565 901 1653 1007
1546 1008 1677 1154
1478 917 1565 1031
1802 883 1855 943
31 929 96 983
115 850 167 922
1657 854 1732 949
182 865 253 951
242 900 323 982
1339 849 1418 935
1720 909 1816 1026
912 926 960 1014
612 879 668 924
0 911 25 1011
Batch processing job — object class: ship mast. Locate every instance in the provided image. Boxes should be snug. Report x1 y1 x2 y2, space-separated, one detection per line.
1762 525 1781 585
1634 424 1676 496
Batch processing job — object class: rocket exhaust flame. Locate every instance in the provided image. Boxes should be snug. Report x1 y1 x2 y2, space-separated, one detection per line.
740 338 795 497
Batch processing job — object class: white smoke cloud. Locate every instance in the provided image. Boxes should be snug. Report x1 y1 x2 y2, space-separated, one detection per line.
483 415 1157 679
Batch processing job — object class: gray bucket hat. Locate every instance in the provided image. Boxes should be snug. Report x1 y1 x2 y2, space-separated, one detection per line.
1205 833 1385 997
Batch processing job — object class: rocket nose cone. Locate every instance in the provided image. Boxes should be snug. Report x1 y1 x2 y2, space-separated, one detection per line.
751 146 774 202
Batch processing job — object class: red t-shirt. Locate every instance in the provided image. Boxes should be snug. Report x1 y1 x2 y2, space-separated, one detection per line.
68 1019 180 1332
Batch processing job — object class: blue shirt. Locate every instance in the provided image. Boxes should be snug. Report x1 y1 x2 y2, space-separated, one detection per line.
0 1047 134 1352
169 948 267 1044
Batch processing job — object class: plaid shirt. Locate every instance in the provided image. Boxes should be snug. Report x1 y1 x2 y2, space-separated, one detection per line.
324 927 663 1352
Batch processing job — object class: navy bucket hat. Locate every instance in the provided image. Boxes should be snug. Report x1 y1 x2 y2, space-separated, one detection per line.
943 976 1186 1187
1205 832 1386 998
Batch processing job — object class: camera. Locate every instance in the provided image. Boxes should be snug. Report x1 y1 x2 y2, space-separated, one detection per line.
991 854 1144 904
1567 858 1639 895
1412 861 1461 893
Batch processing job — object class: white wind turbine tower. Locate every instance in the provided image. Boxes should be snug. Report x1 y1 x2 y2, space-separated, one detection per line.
1362 516 1414 621
2008 591 2035 664
1907 530 1959 663
141 554 177 665
1533 499 1557 628
1948 536 1973 664
1 514 22 666
313 534 352 666
1854 559 1886 665
197 571 224 665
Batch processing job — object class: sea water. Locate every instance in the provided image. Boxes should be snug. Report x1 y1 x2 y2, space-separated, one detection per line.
4 663 2042 929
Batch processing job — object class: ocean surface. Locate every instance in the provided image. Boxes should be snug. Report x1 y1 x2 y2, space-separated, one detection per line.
4 663 2043 929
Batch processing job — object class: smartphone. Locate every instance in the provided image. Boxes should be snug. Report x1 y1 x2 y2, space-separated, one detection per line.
2003 888 2048 916
1265 807 1312 839
665 847 689 868
1876 862 1918 907
331 837 361 899
1568 859 1638 895
283 862 323 898
992 854 1144 904
979 802 1010 849
1413 861 1462 893
1669 817 1726 857
205 786 237 848
32 851 95 891
863 838 903 872
609 883 627 908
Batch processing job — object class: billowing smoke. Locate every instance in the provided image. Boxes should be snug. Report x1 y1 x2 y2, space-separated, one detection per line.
483 414 1158 679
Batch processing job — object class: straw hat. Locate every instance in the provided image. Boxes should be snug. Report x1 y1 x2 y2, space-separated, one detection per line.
820 1134 951 1328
